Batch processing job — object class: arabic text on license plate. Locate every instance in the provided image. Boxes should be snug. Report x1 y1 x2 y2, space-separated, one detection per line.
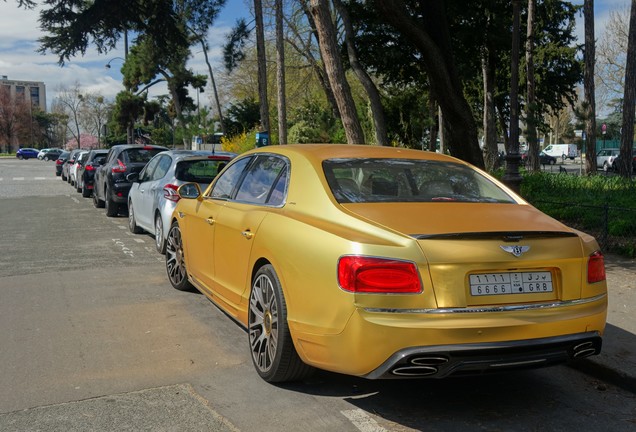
469 271 553 296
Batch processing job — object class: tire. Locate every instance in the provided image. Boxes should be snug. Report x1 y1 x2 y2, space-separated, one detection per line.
44 156 50 161
76 178 82 193
105 186 118 217
248 264 314 383
549 159 556 166
603 162 609 172
17 154 23 160
81 183 91 198
165 222 193 291
155 214 166 254
128 201 143 234
93 186 105 208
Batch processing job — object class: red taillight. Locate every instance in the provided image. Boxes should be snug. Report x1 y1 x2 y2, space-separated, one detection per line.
337 256 422 294
85 164 95 171
56 160 63 165
587 250 606 283
163 184 180 202
112 159 126 173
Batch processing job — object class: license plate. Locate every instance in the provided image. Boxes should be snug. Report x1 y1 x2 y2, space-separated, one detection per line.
469 271 553 296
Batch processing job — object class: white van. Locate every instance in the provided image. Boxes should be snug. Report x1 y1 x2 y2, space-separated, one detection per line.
542 144 578 160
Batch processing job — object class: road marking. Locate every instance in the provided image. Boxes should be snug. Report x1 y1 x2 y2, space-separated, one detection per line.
34 177 46 180
12 177 25 180
341 409 387 432
118 225 127 229
133 238 145 243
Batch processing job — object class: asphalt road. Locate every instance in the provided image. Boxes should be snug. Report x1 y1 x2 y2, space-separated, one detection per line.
0 158 635 432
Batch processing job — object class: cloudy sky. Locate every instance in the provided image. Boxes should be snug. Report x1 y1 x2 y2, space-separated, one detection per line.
0 0 630 112
0 0 247 108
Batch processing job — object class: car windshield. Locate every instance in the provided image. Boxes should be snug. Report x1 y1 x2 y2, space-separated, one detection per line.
323 158 516 204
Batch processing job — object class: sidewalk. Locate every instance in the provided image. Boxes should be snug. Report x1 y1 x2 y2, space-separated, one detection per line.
572 253 636 393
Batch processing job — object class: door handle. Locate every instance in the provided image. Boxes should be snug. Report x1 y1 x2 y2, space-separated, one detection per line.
206 217 215 225
242 230 254 239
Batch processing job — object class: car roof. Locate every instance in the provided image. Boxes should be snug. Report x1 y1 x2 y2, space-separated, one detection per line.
160 149 237 161
242 144 465 165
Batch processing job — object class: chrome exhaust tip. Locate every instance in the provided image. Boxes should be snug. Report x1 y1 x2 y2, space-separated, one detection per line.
392 365 439 377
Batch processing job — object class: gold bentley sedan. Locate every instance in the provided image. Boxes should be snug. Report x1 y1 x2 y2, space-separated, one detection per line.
165 144 607 383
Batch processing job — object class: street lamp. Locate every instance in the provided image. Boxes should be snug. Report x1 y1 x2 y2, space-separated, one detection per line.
104 57 126 69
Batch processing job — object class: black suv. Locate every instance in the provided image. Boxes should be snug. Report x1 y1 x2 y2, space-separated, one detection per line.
76 149 109 197
93 144 168 216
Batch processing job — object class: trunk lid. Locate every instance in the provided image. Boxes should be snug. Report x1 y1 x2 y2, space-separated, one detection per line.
341 202 585 308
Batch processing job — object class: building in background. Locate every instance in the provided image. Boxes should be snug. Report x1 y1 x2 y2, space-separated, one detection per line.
0 75 46 112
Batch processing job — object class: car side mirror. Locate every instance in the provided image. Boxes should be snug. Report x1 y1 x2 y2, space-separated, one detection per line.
178 183 202 200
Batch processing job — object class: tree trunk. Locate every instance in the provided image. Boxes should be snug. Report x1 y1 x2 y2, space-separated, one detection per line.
309 0 365 144
200 39 226 136
584 0 597 173
297 1 341 120
275 0 288 144
334 0 388 146
482 15 499 172
254 0 271 134
374 0 483 168
619 0 636 178
428 95 438 152
526 0 540 172
503 0 523 193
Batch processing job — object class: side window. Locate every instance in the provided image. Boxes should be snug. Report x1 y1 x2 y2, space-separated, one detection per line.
235 155 288 205
210 157 252 199
152 155 172 180
139 157 160 182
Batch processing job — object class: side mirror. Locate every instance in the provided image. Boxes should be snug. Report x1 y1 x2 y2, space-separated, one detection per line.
178 182 202 200
126 172 140 182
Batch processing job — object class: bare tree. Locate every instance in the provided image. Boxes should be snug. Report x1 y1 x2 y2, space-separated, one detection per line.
309 0 365 144
584 0 597 173
56 82 84 149
596 8 629 109
0 87 29 153
80 93 110 148
618 0 636 178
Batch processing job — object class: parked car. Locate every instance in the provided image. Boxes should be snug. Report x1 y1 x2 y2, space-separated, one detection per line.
612 153 636 174
521 151 557 166
55 151 70 176
596 148 620 172
37 148 63 161
93 144 169 217
16 148 40 159
127 150 236 253
61 149 85 182
76 149 109 197
68 150 89 187
542 143 578 160
165 144 608 383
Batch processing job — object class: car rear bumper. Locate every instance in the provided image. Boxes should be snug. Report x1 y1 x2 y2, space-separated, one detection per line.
291 293 607 378
363 332 602 379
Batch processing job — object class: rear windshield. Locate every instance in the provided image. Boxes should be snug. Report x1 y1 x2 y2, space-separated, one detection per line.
323 158 516 204
175 159 228 184
124 148 165 163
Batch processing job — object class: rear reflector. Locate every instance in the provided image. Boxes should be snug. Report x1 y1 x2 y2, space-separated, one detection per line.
338 256 422 294
587 250 606 284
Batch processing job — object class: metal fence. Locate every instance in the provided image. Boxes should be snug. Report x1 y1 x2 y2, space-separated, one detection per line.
531 200 636 257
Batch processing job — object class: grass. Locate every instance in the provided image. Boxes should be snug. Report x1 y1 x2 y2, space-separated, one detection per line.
518 172 636 257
